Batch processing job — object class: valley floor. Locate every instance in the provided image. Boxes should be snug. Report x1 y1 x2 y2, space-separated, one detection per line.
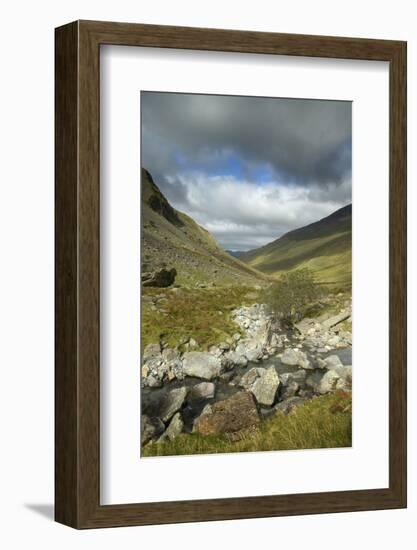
141 286 352 457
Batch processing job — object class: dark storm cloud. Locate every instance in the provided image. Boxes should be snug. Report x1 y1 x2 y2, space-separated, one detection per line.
141 91 352 250
142 92 351 184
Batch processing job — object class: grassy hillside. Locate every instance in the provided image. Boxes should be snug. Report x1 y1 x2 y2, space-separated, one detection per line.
240 205 352 287
141 169 266 287
141 169 268 349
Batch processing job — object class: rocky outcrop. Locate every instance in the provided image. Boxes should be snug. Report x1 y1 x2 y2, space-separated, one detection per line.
194 391 260 436
142 267 177 288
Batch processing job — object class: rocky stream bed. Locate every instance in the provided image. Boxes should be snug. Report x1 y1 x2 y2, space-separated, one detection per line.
141 299 352 446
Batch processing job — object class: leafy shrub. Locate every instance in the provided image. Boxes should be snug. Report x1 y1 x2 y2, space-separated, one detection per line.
261 268 323 324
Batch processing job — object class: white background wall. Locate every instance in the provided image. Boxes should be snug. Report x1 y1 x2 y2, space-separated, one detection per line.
0 0 415 547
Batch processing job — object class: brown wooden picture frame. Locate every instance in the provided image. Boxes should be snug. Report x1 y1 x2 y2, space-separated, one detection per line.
55 20 407 529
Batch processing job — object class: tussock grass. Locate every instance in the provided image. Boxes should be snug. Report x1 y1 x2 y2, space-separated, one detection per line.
143 391 352 457
142 285 259 350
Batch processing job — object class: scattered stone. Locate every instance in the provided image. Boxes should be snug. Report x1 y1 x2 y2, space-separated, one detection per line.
274 396 307 415
188 338 199 349
182 352 222 380
219 342 230 351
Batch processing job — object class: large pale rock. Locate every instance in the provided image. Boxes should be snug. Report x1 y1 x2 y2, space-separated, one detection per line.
280 348 312 369
194 391 260 436
141 415 165 445
252 367 280 406
159 386 188 422
182 352 222 380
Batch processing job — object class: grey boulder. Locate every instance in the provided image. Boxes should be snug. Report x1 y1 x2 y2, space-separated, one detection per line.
252 367 280 406
159 386 188 422
182 352 222 380
280 348 312 369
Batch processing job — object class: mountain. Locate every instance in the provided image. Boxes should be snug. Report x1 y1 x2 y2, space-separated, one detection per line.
240 204 352 287
226 250 246 259
141 169 265 286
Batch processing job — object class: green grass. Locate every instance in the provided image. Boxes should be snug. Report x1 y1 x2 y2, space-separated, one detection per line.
305 290 350 319
142 285 259 350
143 391 352 457
241 206 352 286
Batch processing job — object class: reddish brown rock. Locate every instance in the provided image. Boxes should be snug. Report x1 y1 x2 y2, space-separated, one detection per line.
194 391 260 436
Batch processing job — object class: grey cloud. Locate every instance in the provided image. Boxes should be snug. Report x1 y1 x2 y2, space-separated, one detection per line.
141 92 351 250
142 91 351 185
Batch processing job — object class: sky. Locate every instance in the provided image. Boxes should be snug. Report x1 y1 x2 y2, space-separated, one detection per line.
141 91 352 251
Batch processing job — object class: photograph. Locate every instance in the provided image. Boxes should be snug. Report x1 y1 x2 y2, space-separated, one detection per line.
140 91 352 457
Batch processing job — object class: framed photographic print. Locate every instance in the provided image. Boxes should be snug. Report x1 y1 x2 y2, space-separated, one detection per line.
55 20 407 528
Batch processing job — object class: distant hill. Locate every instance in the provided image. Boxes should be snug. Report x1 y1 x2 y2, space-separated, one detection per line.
226 250 246 259
240 205 352 287
141 169 265 287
